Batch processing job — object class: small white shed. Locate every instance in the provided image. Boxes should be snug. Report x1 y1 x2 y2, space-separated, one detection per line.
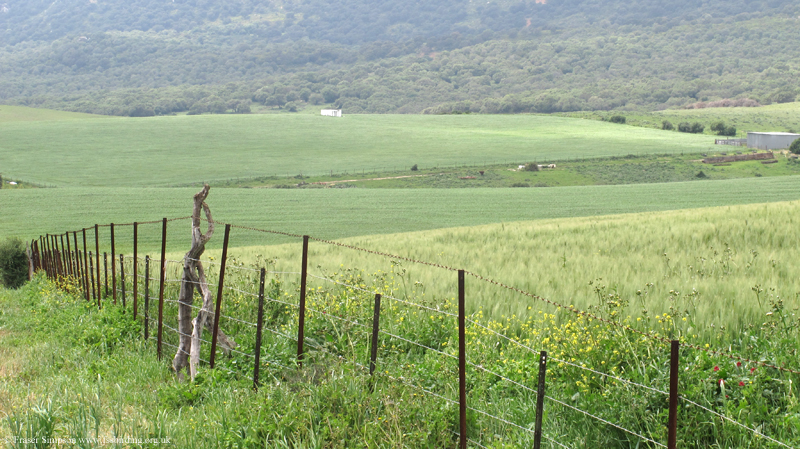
321 109 343 117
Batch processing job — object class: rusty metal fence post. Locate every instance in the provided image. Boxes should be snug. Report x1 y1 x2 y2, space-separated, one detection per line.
103 252 109 298
119 254 126 309
533 351 548 449
668 340 679 449
94 224 101 308
210 223 231 369
110 223 117 304
133 222 138 319
144 255 150 341
88 251 96 302
297 235 309 367
253 267 266 390
369 293 382 376
458 269 467 449
157 218 167 360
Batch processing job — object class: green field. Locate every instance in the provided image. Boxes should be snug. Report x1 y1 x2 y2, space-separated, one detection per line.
563 102 800 136
0 105 102 123
0 111 716 187
3 175 800 253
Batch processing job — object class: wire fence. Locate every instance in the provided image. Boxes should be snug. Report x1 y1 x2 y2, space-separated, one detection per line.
30 216 800 449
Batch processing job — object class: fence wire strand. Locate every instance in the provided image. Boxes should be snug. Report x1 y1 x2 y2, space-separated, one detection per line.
545 395 666 448
679 396 795 449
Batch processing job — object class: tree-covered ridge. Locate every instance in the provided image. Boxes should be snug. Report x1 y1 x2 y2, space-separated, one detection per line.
3 16 799 116
2 0 797 46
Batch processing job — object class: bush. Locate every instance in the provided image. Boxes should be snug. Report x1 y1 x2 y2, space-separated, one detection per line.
411 164 418 171
522 163 539 171
710 122 737 136
0 238 28 289
662 120 674 130
790 138 800 155
609 115 626 124
510 182 530 187
678 122 705 134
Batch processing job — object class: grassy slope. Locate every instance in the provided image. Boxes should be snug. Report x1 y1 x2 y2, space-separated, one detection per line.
563 102 800 136
2 175 800 253
0 105 102 122
0 113 715 187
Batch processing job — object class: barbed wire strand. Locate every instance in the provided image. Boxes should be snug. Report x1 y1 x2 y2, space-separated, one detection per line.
679 396 794 449
544 395 665 448
468 406 573 449
307 273 459 318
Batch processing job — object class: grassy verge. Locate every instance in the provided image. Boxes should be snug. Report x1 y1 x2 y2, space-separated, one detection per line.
1 269 798 448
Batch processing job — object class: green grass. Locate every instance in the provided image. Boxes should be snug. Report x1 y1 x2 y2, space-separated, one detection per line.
230 151 800 189
0 105 102 123
562 102 800 136
0 113 716 187
3 175 800 254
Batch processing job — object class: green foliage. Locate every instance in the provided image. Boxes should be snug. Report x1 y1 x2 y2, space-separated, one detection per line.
410 164 418 171
662 120 674 130
710 121 737 136
790 138 800 155
0 237 28 289
3 11 800 115
608 115 626 124
522 162 539 171
678 121 705 133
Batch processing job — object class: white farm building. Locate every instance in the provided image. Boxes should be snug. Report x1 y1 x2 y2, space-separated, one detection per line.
321 109 343 117
747 132 800 150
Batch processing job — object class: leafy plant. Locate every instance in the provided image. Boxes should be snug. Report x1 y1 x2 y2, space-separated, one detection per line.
0 237 28 289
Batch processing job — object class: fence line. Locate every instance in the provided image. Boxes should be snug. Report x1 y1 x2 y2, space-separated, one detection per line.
31 217 800 449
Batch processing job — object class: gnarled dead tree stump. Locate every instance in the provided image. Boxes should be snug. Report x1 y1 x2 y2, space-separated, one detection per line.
173 185 237 381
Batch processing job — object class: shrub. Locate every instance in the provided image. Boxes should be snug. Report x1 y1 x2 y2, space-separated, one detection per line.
661 120 674 130
522 163 539 171
510 182 530 187
710 122 737 136
790 138 800 155
678 122 705 133
411 164 418 171
609 115 626 124
0 238 28 289
696 170 707 179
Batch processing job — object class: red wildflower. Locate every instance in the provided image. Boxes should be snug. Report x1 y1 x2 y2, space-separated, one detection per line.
736 361 742 367
713 366 719 372
739 381 745 387
750 367 756 373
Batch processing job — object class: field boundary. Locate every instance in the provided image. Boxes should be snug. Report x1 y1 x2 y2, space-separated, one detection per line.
27 216 799 448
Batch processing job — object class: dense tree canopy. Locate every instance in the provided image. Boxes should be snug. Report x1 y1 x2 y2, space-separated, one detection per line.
1 0 798 115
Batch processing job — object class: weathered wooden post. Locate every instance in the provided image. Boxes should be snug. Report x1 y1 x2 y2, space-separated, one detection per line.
297 235 309 366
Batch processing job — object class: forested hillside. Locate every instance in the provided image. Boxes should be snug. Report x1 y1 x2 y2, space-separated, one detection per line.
1 0 798 115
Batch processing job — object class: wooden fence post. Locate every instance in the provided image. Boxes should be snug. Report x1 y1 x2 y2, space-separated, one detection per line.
297 235 309 367
209 223 231 368
253 267 266 390
533 351 548 449
65 233 73 278
668 340 679 449
157 218 167 360
458 269 467 449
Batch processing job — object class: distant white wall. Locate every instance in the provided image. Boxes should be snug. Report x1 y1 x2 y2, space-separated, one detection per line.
321 109 342 117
